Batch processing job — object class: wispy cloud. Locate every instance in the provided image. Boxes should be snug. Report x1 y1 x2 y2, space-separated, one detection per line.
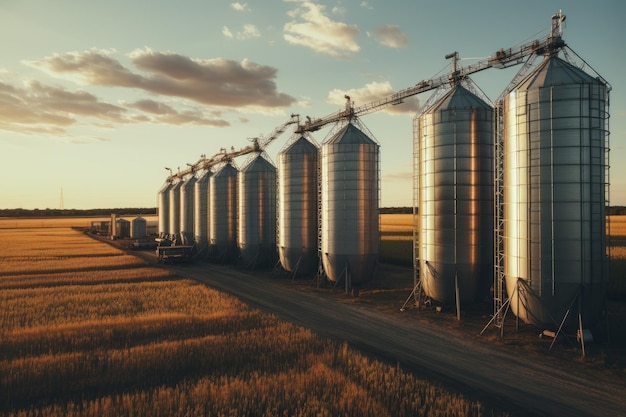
222 26 234 38
0 79 126 135
231 2 250 12
369 25 408 48
3 48 298 137
223 24 260 40
27 48 296 109
327 81 420 114
126 99 230 127
283 1 359 58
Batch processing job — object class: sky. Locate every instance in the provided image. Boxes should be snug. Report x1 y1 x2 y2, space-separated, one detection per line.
1 0 624 209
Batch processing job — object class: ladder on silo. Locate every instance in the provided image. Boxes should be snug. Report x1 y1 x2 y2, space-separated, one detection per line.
492 100 506 328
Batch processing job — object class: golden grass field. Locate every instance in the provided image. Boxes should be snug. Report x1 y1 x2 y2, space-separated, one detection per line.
0 220 508 417
380 214 626 298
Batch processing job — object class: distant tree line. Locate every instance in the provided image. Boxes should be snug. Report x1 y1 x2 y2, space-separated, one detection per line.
380 207 414 214
0 208 157 218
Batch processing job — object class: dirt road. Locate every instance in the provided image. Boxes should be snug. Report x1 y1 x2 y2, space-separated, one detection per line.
165 261 625 417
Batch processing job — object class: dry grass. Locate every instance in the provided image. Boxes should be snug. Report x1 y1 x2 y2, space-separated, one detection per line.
379 214 414 233
379 214 626 298
0 221 507 417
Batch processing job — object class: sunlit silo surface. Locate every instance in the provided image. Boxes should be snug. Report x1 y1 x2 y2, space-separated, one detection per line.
277 136 319 276
157 180 172 237
321 122 379 285
168 179 183 238
209 163 238 261
194 171 211 252
238 154 278 268
503 56 609 329
416 84 494 304
180 175 196 245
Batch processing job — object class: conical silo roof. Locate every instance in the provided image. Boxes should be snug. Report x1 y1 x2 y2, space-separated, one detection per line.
425 84 491 113
326 123 377 145
515 56 599 91
214 162 238 178
282 135 318 155
242 154 275 172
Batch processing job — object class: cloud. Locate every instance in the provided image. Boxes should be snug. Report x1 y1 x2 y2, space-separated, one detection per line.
231 2 250 12
360 1 373 10
127 99 230 127
238 24 261 39
326 81 420 114
0 79 127 135
28 48 296 109
369 25 408 48
223 24 261 40
283 1 360 58
222 26 234 38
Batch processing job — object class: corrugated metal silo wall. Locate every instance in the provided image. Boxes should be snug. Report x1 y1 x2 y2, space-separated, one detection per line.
416 85 494 305
168 180 183 237
131 217 147 239
157 181 171 237
321 123 379 285
209 163 238 261
277 136 319 275
194 171 211 251
503 56 609 329
180 176 196 245
238 154 277 268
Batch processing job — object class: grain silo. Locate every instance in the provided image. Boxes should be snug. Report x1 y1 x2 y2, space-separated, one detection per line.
209 162 239 262
321 122 379 286
157 180 172 237
116 218 130 239
168 179 183 239
179 175 196 245
415 83 494 305
131 216 147 239
238 153 277 268
503 55 609 330
194 170 211 254
277 135 319 276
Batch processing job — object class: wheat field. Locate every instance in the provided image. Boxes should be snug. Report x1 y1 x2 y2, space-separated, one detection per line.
0 222 507 417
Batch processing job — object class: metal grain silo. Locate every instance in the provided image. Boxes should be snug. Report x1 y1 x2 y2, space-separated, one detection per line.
131 216 147 239
277 135 319 276
180 175 196 245
503 55 609 329
209 163 239 262
321 122 379 286
168 179 183 238
415 84 494 305
238 154 277 268
157 180 172 237
194 170 211 254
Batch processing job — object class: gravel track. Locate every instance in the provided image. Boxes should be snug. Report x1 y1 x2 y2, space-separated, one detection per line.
158 260 625 417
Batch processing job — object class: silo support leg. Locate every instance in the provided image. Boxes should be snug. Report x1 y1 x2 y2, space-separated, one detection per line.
400 280 422 312
479 281 518 337
455 272 461 322
549 285 583 353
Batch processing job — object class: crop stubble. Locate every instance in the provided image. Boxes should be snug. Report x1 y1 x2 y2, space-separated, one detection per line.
0 223 506 417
